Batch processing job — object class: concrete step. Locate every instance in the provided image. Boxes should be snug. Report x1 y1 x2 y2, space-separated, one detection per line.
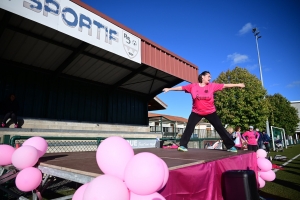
3 118 150 132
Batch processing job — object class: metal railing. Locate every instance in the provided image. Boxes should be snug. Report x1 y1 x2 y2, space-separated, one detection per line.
160 137 221 149
8 135 229 153
9 136 158 153
150 127 220 139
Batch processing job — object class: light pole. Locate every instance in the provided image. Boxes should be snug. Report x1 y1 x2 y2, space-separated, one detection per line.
252 27 271 136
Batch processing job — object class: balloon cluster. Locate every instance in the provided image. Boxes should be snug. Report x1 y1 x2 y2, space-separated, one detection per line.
0 137 48 192
72 136 169 200
256 149 276 188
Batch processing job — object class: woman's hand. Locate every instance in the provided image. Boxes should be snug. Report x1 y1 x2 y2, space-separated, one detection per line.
239 83 245 88
162 88 170 93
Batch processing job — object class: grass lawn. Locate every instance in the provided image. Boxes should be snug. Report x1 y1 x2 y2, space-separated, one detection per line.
259 144 300 200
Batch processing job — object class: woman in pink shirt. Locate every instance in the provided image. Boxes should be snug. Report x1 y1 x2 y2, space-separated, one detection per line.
163 71 245 152
242 126 260 151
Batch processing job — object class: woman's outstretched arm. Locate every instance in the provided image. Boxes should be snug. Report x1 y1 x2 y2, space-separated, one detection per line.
162 86 183 93
223 83 245 88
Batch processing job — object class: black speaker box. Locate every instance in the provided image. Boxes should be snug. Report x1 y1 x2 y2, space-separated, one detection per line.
222 170 259 200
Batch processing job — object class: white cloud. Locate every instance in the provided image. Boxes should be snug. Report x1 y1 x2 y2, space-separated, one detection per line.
245 64 258 71
244 64 270 72
238 23 254 35
270 83 280 87
227 53 249 65
287 81 300 88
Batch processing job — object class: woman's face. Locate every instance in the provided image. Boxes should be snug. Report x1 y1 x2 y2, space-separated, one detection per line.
202 73 211 84
10 95 15 101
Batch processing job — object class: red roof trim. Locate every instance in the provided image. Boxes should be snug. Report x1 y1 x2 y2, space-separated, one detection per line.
148 112 188 123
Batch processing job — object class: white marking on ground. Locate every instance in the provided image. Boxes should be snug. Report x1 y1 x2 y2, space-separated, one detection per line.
273 154 300 173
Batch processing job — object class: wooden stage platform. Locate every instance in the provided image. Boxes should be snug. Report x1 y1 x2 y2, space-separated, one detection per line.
38 148 257 199
38 148 251 180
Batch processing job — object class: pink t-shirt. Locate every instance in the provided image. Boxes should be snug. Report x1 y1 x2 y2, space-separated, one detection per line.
182 83 224 115
242 131 260 145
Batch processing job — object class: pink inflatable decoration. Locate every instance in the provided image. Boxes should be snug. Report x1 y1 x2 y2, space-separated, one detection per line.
258 177 265 188
15 167 42 192
0 144 15 166
22 136 48 157
96 136 134 180
158 158 169 190
83 175 129 200
260 170 276 182
130 191 166 200
124 152 164 195
257 158 272 172
12 146 39 169
72 183 89 200
256 149 267 158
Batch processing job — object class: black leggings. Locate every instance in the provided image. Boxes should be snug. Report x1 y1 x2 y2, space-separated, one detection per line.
2 112 18 125
180 112 235 149
247 144 258 152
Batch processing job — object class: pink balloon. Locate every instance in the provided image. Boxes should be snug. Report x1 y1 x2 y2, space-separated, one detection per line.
72 183 89 200
0 144 15 166
258 177 265 188
96 136 134 180
15 167 42 192
130 191 166 200
257 158 272 172
260 170 276 182
124 152 164 195
12 146 39 169
22 136 48 157
158 158 169 190
256 149 267 158
83 175 129 200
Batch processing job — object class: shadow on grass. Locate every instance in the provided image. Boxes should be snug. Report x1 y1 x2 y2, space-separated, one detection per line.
280 165 300 170
272 178 300 193
289 161 300 165
281 169 300 176
258 190 290 200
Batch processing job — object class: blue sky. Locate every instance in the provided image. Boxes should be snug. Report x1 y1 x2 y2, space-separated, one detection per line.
83 0 300 119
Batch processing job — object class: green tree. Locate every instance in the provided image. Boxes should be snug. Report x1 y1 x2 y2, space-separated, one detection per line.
267 93 300 136
213 67 270 131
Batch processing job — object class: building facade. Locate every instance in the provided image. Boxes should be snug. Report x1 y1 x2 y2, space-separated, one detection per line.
148 112 219 139
291 101 300 135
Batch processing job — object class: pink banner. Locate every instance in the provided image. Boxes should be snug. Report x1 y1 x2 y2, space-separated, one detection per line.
160 152 257 200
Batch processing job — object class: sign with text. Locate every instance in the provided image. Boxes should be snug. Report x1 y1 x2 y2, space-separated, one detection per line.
0 0 141 63
126 139 157 149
